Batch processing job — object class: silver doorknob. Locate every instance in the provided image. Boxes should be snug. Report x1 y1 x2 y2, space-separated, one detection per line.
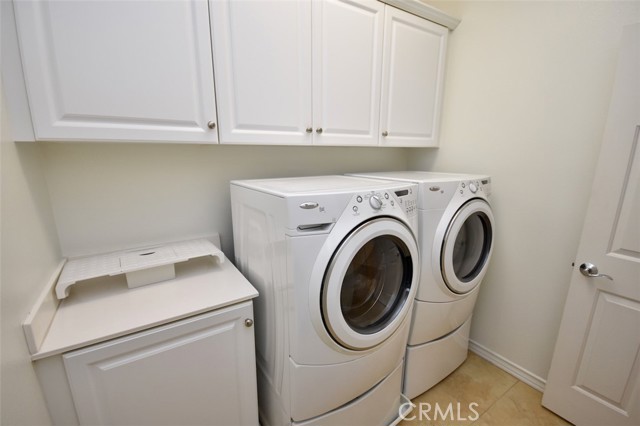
207 121 216 129
579 263 613 281
245 318 254 327
316 128 323 134
306 127 313 133
382 131 388 137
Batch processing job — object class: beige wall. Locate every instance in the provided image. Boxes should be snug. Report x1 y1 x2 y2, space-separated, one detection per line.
42 144 410 258
1 89 59 424
413 0 640 380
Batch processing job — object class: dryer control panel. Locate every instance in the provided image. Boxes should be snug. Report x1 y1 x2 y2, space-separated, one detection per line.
457 178 491 198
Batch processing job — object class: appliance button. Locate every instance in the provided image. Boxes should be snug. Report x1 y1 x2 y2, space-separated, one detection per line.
353 206 358 212
429 186 440 192
356 195 363 203
384 193 389 199
461 182 466 188
469 183 478 193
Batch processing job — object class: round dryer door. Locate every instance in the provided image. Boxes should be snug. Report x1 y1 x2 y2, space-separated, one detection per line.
441 199 494 294
322 218 419 351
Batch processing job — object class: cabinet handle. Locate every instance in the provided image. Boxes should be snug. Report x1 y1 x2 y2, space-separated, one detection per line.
245 318 254 327
316 128 323 134
207 121 216 130
382 131 389 137
306 127 313 133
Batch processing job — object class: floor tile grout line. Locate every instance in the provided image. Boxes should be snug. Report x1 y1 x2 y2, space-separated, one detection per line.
470 378 521 425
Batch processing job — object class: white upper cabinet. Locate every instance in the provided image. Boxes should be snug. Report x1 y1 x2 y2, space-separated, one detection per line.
13 0 218 143
210 0 312 145
379 6 448 147
312 0 385 146
212 0 384 146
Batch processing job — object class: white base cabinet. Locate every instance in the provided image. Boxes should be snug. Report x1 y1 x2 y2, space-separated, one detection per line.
36 302 258 426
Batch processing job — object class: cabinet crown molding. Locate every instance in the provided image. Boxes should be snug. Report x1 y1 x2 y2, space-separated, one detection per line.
379 0 460 29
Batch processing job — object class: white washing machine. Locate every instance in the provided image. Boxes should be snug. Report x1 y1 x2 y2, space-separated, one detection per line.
349 172 495 399
230 175 421 426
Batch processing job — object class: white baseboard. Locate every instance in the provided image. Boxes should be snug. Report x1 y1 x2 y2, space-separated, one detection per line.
468 339 546 392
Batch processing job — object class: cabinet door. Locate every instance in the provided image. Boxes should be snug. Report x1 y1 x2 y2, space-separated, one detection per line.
312 0 385 146
379 7 448 147
63 303 258 426
210 0 312 145
14 0 218 143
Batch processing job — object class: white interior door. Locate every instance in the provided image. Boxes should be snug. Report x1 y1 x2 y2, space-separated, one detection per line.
542 23 640 426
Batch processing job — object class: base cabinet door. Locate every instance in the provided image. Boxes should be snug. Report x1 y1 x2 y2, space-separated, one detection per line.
379 6 448 147
14 0 218 143
62 303 258 426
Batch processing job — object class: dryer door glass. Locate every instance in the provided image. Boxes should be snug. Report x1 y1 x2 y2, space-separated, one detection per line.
452 212 492 282
442 199 494 294
340 235 412 334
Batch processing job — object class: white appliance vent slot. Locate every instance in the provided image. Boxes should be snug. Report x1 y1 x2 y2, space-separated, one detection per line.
56 239 224 299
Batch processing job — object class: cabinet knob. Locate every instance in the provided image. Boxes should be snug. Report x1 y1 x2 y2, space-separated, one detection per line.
316 128 323 134
306 127 313 133
382 131 389 137
245 318 254 327
207 121 216 130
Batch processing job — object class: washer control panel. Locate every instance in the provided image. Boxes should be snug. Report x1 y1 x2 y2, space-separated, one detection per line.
349 186 417 219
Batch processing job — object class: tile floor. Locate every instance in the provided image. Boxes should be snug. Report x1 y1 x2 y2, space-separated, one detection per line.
399 352 572 426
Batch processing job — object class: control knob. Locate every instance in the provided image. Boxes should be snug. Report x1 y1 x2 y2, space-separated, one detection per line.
469 183 478 193
369 195 383 210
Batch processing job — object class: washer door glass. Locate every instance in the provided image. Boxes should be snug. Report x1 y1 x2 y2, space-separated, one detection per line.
340 235 412 334
442 199 494 294
322 218 419 350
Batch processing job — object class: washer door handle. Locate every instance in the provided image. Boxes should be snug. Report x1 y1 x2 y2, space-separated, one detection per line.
579 262 613 281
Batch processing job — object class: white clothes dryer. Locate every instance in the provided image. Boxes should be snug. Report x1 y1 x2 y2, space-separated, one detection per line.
231 175 420 426
349 172 495 399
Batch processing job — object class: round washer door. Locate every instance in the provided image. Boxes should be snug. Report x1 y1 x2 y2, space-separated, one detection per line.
441 199 494 294
322 218 419 351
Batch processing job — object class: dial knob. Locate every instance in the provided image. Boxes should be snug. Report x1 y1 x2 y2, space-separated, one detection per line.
369 195 383 210
469 183 478 193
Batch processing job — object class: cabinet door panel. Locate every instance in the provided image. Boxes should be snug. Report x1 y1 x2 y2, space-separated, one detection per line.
313 0 384 146
14 0 217 143
211 0 312 145
63 303 258 426
380 7 448 147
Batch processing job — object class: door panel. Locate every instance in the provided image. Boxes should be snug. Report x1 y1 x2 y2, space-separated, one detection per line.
14 0 217 142
63 305 258 425
379 6 447 147
313 0 384 145
210 0 312 145
542 24 640 425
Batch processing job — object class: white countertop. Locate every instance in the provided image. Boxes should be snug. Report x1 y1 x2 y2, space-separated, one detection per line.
32 256 258 360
